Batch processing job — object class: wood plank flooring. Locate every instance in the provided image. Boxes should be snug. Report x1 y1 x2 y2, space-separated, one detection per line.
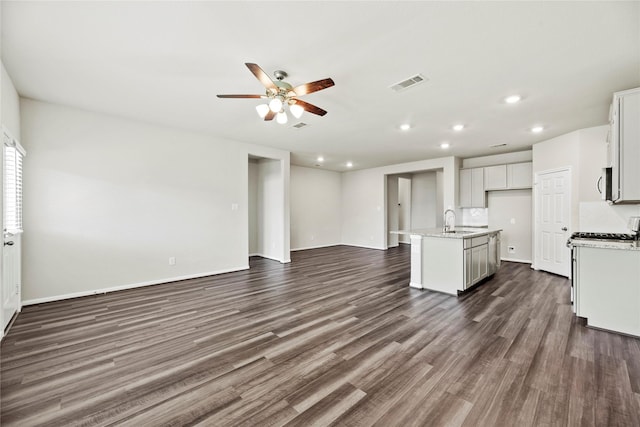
2 244 640 426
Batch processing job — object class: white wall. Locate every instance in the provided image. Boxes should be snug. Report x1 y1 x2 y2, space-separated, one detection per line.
488 189 532 263
290 165 342 250
533 130 581 232
532 125 631 232
248 159 258 255
256 159 285 260
435 170 444 228
20 99 290 303
342 156 458 250
410 171 438 230
386 176 399 248
398 177 411 243
531 125 640 265
2 63 21 140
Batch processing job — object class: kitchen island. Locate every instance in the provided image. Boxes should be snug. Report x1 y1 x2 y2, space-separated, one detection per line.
393 228 502 295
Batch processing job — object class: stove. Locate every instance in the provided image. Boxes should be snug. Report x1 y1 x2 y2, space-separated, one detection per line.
568 231 639 249
570 232 638 242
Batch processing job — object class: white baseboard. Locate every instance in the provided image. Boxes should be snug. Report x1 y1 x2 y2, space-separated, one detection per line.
409 282 423 289
340 243 387 251
501 257 532 264
291 243 340 251
22 265 250 306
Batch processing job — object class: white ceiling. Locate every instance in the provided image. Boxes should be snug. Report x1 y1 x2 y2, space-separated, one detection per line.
2 1 639 171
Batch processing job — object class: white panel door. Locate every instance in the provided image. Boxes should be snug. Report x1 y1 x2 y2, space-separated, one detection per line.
535 169 571 277
2 233 20 331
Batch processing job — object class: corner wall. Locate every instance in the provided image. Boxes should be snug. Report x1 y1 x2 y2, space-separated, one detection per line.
290 165 341 250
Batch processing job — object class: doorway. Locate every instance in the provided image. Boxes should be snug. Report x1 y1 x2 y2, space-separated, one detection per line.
247 155 287 263
534 168 571 277
385 170 443 248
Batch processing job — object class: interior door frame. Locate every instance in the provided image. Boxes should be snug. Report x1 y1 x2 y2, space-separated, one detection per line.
532 166 572 277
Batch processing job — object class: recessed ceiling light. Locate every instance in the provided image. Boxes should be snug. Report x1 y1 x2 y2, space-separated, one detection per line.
452 124 464 131
531 125 544 133
346 161 353 168
317 156 324 162
400 123 411 131
440 142 450 149
505 95 521 104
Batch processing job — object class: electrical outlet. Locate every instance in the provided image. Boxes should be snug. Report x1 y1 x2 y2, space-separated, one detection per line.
508 246 516 254
510 218 516 224
231 203 238 211
169 257 176 266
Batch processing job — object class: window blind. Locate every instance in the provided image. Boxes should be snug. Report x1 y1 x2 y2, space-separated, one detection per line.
3 131 25 233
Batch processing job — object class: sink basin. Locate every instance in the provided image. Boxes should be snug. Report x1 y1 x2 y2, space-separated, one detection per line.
443 230 474 235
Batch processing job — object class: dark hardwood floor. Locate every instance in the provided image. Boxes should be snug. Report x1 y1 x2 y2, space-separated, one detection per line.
2 245 639 426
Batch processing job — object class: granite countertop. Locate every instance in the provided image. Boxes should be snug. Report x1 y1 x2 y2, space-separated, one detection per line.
570 240 640 251
391 227 502 239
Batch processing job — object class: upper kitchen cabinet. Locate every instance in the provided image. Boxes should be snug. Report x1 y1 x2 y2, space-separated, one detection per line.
460 168 486 208
507 162 532 189
610 87 640 203
484 163 532 190
484 165 507 190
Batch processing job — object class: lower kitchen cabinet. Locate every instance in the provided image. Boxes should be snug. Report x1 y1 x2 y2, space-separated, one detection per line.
464 235 489 289
575 246 640 336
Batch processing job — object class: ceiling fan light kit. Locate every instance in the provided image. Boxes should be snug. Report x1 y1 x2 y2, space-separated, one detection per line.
268 97 283 113
256 104 270 118
289 103 304 119
217 63 334 124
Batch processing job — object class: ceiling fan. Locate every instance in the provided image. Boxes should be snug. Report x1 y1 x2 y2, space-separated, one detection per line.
217 63 335 124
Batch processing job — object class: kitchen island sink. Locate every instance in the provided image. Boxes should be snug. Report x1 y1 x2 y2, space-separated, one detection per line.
392 227 502 295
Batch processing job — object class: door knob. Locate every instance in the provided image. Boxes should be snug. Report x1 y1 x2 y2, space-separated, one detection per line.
561 227 568 231
4 241 14 246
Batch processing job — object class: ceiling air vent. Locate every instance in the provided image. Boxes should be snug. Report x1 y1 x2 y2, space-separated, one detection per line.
490 143 508 148
390 74 427 92
292 122 308 129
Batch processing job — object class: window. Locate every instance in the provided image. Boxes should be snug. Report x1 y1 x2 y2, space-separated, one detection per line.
3 130 25 234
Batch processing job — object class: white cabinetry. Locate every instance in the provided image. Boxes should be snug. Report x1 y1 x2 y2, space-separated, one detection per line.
610 87 640 203
483 163 532 190
575 246 640 337
507 162 532 189
484 165 507 190
460 162 532 207
418 231 501 295
459 168 486 208
463 235 490 290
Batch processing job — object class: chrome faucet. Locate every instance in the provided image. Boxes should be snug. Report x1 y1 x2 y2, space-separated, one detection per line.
443 209 456 232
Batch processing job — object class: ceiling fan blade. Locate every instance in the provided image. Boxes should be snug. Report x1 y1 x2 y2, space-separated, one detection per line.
216 94 265 99
245 63 277 93
293 78 335 96
264 110 276 121
293 99 327 116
